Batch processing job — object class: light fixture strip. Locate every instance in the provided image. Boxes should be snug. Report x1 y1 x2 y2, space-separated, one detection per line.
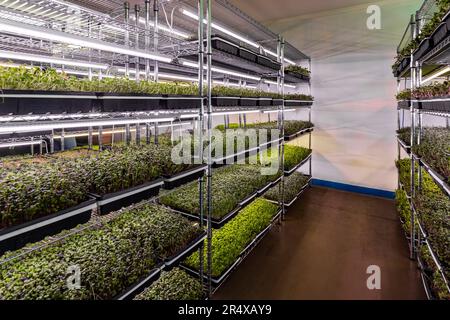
182 9 296 65
0 50 109 70
421 66 450 84
0 19 172 63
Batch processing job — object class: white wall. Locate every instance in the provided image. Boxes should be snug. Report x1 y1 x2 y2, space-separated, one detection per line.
262 0 422 191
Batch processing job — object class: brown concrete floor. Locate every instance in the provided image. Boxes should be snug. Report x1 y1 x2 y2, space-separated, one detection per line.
213 187 426 300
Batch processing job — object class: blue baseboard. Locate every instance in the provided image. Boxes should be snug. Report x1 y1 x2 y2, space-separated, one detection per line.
311 179 395 199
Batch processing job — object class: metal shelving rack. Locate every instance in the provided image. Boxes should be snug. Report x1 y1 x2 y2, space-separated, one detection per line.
0 0 312 299
395 0 450 300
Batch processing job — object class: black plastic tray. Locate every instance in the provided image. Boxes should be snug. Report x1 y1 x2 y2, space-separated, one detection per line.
239 97 258 107
0 196 96 256
164 95 203 110
414 38 433 62
211 37 239 56
418 98 450 113
284 153 312 176
284 127 314 141
98 93 162 112
92 179 164 215
284 100 313 107
239 48 257 63
163 165 207 190
163 231 207 269
0 90 96 115
114 265 163 300
431 23 449 48
212 96 240 107
257 98 273 106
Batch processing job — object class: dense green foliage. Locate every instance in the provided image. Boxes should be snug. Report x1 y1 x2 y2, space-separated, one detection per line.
185 198 278 277
0 143 190 229
134 268 203 300
395 189 411 235
159 165 279 220
216 120 314 137
264 172 310 203
397 127 411 147
396 89 411 101
412 127 450 183
0 203 202 300
413 81 450 99
284 145 312 171
396 158 449 299
393 0 450 71
285 65 311 77
0 66 198 95
420 245 450 300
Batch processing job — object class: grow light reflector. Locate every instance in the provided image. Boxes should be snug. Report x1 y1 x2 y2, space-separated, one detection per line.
0 50 109 70
211 110 261 116
0 19 172 64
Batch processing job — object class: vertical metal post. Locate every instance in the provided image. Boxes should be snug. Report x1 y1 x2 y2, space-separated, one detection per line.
125 124 131 145
136 123 141 145
50 130 55 153
88 16 93 81
206 0 213 297
277 35 286 221
154 122 159 144
39 136 43 155
409 14 417 260
30 137 34 156
88 126 93 150
153 0 159 82
98 23 103 80
243 113 247 128
60 129 65 152
418 112 423 191
98 126 103 151
238 114 242 128
124 2 130 78
135 5 141 82
145 0 151 80
146 123 151 144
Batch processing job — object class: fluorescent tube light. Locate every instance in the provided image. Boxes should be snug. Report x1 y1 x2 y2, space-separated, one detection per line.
53 123 191 139
421 66 450 84
182 9 296 65
262 109 296 114
0 19 172 63
129 16 189 39
0 140 42 148
117 67 198 82
182 9 259 49
0 117 176 133
182 61 260 81
264 80 296 89
0 50 109 70
212 110 261 116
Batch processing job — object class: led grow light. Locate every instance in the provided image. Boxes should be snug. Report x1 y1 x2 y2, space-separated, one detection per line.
53 123 191 139
421 66 450 84
0 19 172 63
0 117 176 134
182 9 296 65
0 140 41 148
182 61 260 81
0 50 109 70
264 80 296 89
212 110 261 116
129 16 189 39
262 109 296 114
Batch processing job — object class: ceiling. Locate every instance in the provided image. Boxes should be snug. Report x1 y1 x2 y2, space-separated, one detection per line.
226 0 375 23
